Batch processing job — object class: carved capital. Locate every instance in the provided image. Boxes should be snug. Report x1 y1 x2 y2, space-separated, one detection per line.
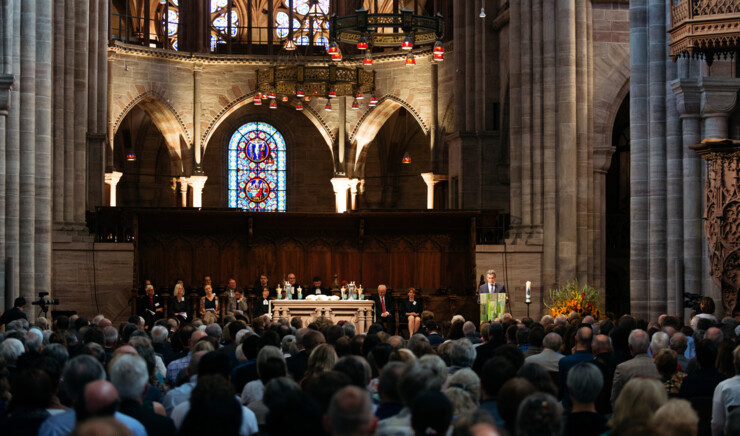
671 78 701 118
187 175 208 191
699 77 740 118
593 146 615 174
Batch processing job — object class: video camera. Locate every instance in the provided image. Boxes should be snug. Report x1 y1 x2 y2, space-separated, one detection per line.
32 292 60 314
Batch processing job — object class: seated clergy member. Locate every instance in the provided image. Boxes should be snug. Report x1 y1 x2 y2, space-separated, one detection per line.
306 276 332 296
253 287 272 318
139 284 163 328
227 289 249 318
373 284 395 334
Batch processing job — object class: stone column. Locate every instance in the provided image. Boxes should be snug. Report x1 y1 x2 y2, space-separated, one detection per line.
699 77 740 140
74 0 89 224
520 0 532 236
531 0 544 242
665 39 683 315
104 171 122 206
420 172 447 209
193 64 203 174
330 177 350 213
542 0 557 290
0 72 12 309
35 0 52 296
629 0 649 319
52 0 66 225
575 0 590 283
556 0 577 282
5 0 21 303
508 0 522 240
106 49 115 171
672 79 703 301
452 0 465 132
188 175 207 207
178 176 189 207
63 0 75 223
349 178 359 210
593 147 614 306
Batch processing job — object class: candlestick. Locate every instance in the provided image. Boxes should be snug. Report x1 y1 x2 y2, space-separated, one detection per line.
525 281 532 304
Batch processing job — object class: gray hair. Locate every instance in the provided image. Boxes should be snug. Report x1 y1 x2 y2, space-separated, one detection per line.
540 315 554 326
628 329 650 354
328 386 375 436
650 332 670 355
150 326 168 344
281 335 298 355
341 322 356 338
103 326 119 345
567 362 603 403
554 315 567 326
486 269 497 277
91 314 105 325
463 321 476 335
0 338 25 365
407 333 430 351
256 345 285 378
543 333 562 351
110 354 149 401
26 328 43 352
63 355 107 401
398 361 440 406
205 323 222 339
446 368 481 405
41 343 69 369
449 338 476 368
418 354 448 391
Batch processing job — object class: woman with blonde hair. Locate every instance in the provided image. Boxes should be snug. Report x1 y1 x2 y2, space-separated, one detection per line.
200 284 219 324
300 343 338 388
170 283 191 322
608 378 667 434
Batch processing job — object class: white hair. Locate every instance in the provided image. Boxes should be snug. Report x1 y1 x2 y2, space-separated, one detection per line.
451 315 466 325
0 338 25 365
26 328 44 352
91 314 105 325
650 332 670 355
151 326 168 344
109 354 149 401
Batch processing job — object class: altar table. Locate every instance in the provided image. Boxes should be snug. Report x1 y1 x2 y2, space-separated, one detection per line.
271 299 375 333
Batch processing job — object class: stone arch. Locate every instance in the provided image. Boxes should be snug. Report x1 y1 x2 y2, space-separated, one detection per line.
201 93 335 160
594 51 631 155
350 95 429 167
113 91 191 171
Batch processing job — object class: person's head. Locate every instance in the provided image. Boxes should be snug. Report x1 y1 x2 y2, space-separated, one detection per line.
480 356 516 399
650 331 670 355
591 334 612 355
62 355 107 402
516 393 562 436
377 361 405 403
452 410 500 436
542 332 562 352
696 339 719 369
302 329 326 353
445 368 481 414
610 378 667 429
628 329 650 355
109 354 148 402
204 284 213 296
150 325 168 345
261 287 270 299
669 332 688 354
234 289 243 300
312 277 322 287
449 338 476 368
327 385 377 436
259 274 269 286
567 362 603 405
575 325 593 350
654 348 679 378
497 378 537 431
181 375 242 436
411 391 453 436
377 284 387 297
408 287 416 300
227 279 236 290
174 283 184 298
650 399 699 436
517 362 557 397
706 326 724 345
287 273 296 285
334 355 372 388
145 285 154 297
486 269 497 285
462 321 476 336
398 361 441 407
75 380 121 422
305 343 338 380
700 296 715 314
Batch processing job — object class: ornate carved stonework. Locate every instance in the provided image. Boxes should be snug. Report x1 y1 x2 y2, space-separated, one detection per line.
669 0 740 64
691 139 740 318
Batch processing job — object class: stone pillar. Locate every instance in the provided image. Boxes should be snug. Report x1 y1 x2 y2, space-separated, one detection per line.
35 0 52 296
106 49 115 171
672 79 703 300
420 172 447 209
629 0 649 319
5 0 21 304
63 0 75 223
105 171 122 207
52 0 66 225
508 0 522 239
188 175 207 207
430 63 438 171
330 177 350 213
542 0 557 291
74 0 89 224
520 0 532 237
593 147 614 306
0 72 12 309
179 176 189 207
193 64 203 174
349 178 359 211
699 78 740 140
531 0 544 242
452 0 465 132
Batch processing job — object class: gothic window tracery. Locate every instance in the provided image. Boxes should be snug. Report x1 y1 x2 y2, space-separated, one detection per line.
228 122 286 212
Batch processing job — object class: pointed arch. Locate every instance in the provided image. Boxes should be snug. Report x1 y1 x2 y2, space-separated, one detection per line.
351 95 429 167
113 91 191 171
201 93 335 160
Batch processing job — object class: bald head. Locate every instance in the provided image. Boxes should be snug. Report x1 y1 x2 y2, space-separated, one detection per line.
705 327 724 345
591 334 612 355
82 380 120 415
113 345 138 357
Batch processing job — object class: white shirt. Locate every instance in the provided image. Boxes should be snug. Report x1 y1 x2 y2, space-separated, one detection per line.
712 374 740 436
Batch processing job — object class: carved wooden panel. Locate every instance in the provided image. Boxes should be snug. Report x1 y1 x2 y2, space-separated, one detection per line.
133 210 477 299
694 140 740 318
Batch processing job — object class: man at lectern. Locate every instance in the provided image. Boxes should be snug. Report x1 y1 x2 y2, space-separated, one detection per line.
373 284 395 334
478 269 507 302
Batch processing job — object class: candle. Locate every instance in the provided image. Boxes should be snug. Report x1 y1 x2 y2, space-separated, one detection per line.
525 281 532 303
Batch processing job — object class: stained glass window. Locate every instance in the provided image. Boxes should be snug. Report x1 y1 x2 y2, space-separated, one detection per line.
228 122 286 212
210 0 239 52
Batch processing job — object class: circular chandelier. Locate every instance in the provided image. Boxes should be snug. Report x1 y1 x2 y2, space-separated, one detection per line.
328 8 445 62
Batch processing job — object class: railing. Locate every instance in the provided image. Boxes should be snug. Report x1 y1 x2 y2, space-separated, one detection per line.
669 0 740 62
476 212 510 245
110 12 331 55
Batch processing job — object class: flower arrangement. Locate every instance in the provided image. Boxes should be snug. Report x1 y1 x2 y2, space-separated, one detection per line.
546 280 601 319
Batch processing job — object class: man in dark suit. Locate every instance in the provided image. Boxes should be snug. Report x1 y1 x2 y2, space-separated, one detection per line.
306 276 332 296
372 284 395 334
138 285 162 329
478 269 507 303
0 297 28 327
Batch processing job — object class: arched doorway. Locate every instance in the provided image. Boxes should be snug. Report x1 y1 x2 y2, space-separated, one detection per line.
605 95 630 317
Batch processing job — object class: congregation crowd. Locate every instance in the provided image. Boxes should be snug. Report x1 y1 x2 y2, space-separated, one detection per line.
0 291 739 436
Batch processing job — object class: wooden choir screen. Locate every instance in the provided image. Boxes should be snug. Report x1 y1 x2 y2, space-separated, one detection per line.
134 210 478 297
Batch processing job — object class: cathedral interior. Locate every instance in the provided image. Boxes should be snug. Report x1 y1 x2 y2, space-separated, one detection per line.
0 0 739 324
